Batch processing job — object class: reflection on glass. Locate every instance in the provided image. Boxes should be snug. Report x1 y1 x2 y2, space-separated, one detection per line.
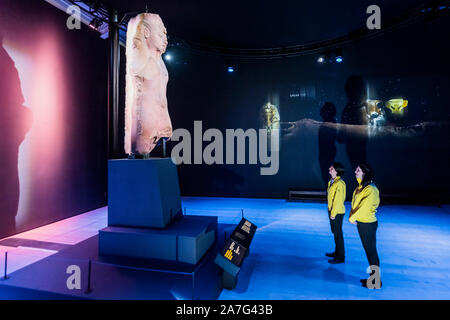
366 99 386 126
386 98 408 115
261 102 280 132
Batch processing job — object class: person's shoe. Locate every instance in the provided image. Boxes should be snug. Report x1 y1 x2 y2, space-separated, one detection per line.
325 252 336 258
328 258 345 264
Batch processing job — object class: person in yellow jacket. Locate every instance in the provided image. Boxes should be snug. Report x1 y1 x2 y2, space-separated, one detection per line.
349 163 382 288
326 162 346 264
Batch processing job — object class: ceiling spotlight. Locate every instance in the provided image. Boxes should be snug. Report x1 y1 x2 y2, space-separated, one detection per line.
335 48 344 63
227 66 234 73
164 54 172 61
89 17 103 31
317 56 325 63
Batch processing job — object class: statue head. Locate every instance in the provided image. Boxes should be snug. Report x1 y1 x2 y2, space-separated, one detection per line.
127 13 168 74
133 13 167 54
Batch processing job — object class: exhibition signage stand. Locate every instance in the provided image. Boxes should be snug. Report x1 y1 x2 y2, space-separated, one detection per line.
214 218 257 289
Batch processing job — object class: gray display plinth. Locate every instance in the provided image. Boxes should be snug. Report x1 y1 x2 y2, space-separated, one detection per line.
108 158 182 228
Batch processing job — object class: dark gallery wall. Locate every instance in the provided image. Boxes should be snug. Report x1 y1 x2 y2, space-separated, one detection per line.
158 12 450 201
0 0 108 238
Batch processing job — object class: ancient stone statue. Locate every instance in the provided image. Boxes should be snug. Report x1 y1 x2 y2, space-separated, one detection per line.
124 13 172 158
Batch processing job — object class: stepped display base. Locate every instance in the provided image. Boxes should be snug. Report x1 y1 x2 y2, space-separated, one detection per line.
99 215 217 265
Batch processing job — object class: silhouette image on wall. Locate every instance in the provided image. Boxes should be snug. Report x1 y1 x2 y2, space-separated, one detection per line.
339 76 368 171
318 102 337 187
0 33 33 238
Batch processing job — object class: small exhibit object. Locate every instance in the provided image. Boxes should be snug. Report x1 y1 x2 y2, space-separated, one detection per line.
386 98 408 114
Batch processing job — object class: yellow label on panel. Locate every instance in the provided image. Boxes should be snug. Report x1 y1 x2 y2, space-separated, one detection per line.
225 250 233 260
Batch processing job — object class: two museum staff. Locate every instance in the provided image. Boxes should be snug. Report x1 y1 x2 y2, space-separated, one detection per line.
326 162 381 288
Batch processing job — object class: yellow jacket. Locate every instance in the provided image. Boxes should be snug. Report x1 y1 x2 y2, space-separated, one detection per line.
349 178 380 223
327 176 346 218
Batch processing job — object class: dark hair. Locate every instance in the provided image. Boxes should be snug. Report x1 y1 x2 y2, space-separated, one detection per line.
332 162 345 176
359 163 375 188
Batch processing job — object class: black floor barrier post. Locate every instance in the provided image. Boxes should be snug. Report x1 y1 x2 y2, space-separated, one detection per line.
85 259 93 294
241 209 244 219
191 271 195 300
184 207 187 216
3 252 8 280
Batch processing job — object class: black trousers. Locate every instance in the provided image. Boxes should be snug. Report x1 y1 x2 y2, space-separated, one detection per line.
357 221 380 267
329 214 345 259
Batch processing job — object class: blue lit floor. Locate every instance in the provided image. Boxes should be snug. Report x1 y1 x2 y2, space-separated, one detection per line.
182 197 450 300
2 197 450 299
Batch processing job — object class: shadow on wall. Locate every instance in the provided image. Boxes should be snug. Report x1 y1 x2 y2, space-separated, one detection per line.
0 31 33 238
340 75 368 171
318 102 337 188
318 76 369 191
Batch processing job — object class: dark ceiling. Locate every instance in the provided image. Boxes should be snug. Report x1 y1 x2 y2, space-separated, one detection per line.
99 0 432 48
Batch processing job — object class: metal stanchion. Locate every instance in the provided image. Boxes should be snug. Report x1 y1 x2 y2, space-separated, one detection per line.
3 252 8 280
85 259 93 294
191 272 196 300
